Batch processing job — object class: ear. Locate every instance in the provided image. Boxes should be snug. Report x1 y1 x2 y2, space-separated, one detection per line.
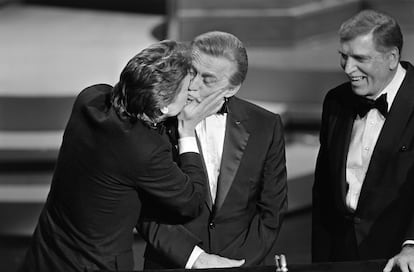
160 106 169 115
225 85 241 98
388 47 400 70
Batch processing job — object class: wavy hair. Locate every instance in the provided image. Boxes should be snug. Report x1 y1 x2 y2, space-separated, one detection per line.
339 10 403 57
111 40 191 123
192 31 248 87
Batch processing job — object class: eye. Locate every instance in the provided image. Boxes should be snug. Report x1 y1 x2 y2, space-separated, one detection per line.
339 52 348 61
203 76 217 85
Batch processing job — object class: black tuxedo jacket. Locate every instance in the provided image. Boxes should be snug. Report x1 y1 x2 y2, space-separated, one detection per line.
312 61 414 262
20 84 206 272
138 96 288 268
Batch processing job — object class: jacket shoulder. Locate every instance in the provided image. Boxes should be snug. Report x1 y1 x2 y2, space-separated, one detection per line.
232 97 281 121
76 84 113 103
325 82 352 102
322 81 356 112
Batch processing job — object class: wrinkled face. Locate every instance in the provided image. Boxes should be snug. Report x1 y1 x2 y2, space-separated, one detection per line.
339 32 397 99
188 49 238 102
165 74 191 116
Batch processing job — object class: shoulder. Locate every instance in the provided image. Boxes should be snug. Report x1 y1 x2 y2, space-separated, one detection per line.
72 84 113 111
402 61 414 81
231 96 281 121
229 97 283 135
323 81 353 109
401 61 414 72
76 84 112 102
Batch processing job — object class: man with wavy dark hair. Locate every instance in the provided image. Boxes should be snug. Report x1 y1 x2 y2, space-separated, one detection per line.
20 40 227 272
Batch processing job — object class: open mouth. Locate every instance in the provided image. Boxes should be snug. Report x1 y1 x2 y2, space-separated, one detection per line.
350 76 366 83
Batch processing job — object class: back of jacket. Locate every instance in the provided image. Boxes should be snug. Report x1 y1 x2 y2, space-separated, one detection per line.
21 84 206 272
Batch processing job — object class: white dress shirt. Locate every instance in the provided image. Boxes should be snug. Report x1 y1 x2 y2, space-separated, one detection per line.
179 114 227 268
346 63 406 211
195 114 227 202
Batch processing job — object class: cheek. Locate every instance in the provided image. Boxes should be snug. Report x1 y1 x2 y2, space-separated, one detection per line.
366 69 382 83
199 89 214 99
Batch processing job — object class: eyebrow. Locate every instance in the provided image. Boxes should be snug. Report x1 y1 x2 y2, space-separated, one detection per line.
201 71 217 79
338 50 370 60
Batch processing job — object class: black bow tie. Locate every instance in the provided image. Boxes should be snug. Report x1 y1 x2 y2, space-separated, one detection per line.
355 93 388 118
217 97 229 115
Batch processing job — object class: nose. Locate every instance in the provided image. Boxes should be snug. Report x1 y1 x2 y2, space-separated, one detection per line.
188 75 199 92
343 57 356 74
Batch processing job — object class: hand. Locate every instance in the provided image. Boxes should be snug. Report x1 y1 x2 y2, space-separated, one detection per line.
178 89 229 137
192 252 245 269
384 245 414 272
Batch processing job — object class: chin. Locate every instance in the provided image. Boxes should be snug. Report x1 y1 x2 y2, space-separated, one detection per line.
351 87 370 97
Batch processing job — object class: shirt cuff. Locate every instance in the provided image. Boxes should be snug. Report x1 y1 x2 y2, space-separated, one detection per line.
178 137 199 154
185 245 204 269
403 240 414 247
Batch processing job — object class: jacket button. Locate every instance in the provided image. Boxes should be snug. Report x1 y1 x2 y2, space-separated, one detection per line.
209 222 215 229
401 145 407 151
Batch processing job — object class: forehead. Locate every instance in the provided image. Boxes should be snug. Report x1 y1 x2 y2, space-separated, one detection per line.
340 32 380 55
192 50 236 78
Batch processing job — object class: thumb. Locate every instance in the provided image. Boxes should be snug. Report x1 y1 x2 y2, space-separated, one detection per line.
383 257 395 272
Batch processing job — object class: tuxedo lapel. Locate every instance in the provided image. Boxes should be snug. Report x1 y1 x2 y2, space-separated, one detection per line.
214 99 250 213
329 93 356 212
358 62 414 210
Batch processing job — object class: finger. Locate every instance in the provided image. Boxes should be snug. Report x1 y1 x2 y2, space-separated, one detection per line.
185 99 200 108
400 260 410 272
198 88 228 106
194 96 225 116
408 261 414 272
209 98 226 114
179 99 200 115
203 90 229 111
383 258 394 272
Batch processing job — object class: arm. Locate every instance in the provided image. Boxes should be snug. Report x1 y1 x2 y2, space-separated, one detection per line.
135 143 206 220
137 137 205 268
136 89 229 218
137 121 245 268
137 217 201 267
137 140 244 268
137 220 245 268
217 115 288 266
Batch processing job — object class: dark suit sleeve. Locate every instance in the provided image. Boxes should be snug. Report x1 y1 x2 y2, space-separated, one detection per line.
405 216 414 243
137 219 201 267
404 165 414 243
217 115 288 265
312 93 334 262
137 152 204 267
135 144 206 220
